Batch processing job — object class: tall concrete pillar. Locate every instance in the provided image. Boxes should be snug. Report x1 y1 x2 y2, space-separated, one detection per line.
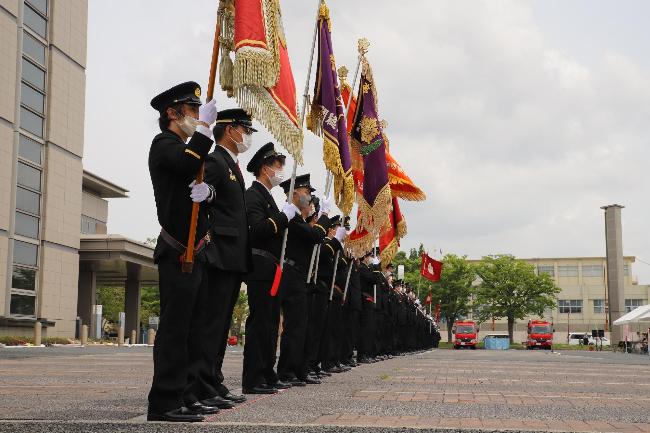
601 204 625 343
77 267 97 330
124 262 142 344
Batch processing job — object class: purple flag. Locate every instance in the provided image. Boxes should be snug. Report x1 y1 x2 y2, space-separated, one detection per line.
350 58 392 236
307 2 354 216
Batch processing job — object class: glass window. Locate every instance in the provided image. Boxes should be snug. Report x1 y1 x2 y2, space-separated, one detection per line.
20 107 44 138
24 5 47 38
583 265 603 277
12 266 36 291
558 299 582 314
81 215 98 234
558 266 578 277
22 58 45 90
22 32 45 65
26 0 48 16
538 265 554 277
13 240 38 266
10 294 36 316
625 299 644 313
593 299 607 314
624 264 630 277
17 162 41 191
18 135 42 165
15 211 39 238
21 82 45 114
15 187 40 215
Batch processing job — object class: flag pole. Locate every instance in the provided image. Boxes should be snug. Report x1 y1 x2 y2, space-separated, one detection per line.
182 11 221 274
279 0 322 270
329 250 341 301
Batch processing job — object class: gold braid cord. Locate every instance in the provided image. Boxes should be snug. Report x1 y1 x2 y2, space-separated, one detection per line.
218 0 235 96
345 232 374 259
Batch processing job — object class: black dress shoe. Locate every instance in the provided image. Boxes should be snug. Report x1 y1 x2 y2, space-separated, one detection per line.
186 402 220 415
272 381 292 389
147 407 204 422
318 370 332 376
357 357 372 364
304 376 321 385
325 365 344 373
336 364 352 372
200 396 235 409
222 392 247 403
284 378 306 387
243 385 278 394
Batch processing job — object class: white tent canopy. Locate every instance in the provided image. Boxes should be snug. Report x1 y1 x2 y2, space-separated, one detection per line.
613 304 650 325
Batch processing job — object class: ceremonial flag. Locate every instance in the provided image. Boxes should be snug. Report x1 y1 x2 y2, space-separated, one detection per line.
218 0 303 162
307 2 354 215
386 152 426 201
424 290 433 306
350 57 392 238
379 196 407 267
421 253 443 283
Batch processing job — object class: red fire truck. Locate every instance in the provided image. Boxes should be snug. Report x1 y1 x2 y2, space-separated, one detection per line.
526 319 553 350
452 320 479 349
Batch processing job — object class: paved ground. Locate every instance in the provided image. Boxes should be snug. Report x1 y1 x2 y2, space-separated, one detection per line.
0 346 649 432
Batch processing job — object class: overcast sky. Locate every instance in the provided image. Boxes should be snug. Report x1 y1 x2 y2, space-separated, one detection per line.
83 0 650 282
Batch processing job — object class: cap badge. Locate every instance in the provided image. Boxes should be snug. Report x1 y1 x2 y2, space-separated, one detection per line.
195 87 201 98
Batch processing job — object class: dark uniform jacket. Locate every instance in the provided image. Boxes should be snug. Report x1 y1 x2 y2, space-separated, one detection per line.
359 262 375 301
203 145 252 273
148 130 213 263
244 181 289 281
315 237 342 293
345 261 363 311
284 213 331 280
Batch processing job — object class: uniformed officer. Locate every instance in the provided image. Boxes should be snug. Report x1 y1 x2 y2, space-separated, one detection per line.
307 216 346 375
276 174 332 385
192 109 255 409
357 251 378 363
147 81 219 422
241 142 298 394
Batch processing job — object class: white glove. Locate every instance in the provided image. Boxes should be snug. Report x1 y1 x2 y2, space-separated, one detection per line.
189 181 210 203
334 226 347 242
199 99 218 125
371 257 380 265
320 195 332 215
282 202 299 220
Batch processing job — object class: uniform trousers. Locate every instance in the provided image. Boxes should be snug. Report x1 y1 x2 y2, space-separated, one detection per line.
277 265 309 380
242 278 276 389
148 255 213 413
342 307 360 361
305 287 329 372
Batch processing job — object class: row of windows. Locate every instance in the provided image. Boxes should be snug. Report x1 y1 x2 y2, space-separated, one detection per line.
538 264 629 278
558 299 645 315
10 0 48 318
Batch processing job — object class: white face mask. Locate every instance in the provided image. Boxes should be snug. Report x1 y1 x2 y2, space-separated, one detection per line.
177 115 199 137
230 128 253 153
266 167 285 187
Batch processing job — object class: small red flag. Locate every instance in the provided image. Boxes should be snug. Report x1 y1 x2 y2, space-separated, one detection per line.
424 289 432 305
269 264 282 297
421 253 443 282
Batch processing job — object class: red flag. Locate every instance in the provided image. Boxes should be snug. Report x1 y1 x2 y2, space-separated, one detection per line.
421 253 443 282
424 289 432 305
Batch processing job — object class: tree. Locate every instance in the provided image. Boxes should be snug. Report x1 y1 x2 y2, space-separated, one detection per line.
140 286 160 328
431 254 476 342
474 255 561 343
230 290 249 342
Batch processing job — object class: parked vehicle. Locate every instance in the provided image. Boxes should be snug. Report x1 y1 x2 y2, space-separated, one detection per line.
452 320 479 349
526 320 553 350
567 332 611 346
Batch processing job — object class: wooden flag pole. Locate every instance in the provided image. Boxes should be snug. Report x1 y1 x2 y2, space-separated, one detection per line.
279 0 322 270
182 15 221 274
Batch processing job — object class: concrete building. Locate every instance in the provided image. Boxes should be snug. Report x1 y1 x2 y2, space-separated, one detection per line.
0 0 156 340
461 256 649 342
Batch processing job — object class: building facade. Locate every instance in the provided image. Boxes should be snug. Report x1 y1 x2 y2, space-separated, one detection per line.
460 257 650 341
1 0 156 340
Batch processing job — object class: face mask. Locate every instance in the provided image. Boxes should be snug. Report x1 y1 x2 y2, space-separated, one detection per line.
297 193 311 210
177 115 199 137
230 128 253 153
266 167 285 188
